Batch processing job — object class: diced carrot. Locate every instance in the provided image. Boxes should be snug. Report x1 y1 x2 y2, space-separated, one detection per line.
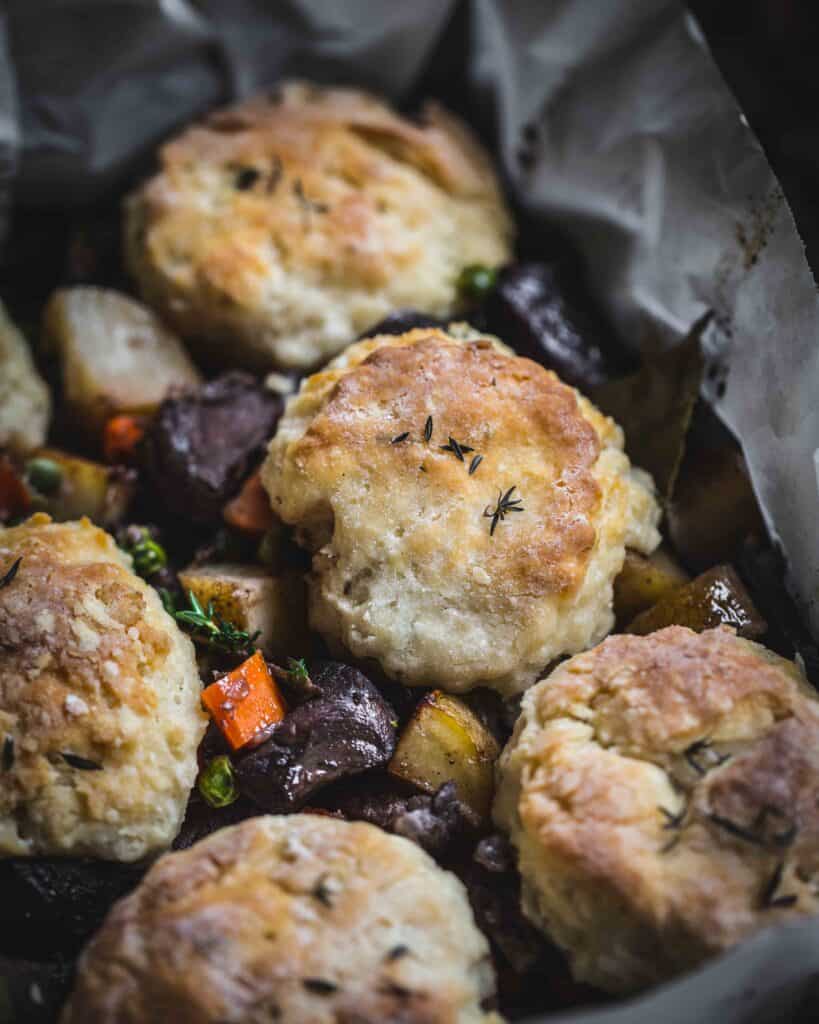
0 456 31 521
223 470 275 536
201 650 287 751
102 415 145 464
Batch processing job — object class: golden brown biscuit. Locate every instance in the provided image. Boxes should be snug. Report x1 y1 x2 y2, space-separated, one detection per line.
494 626 819 993
262 328 660 696
0 300 50 453
124 81 513 371
61 814 497 1024
0 515 205 861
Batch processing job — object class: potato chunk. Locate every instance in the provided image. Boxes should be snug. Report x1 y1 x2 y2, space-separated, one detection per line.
43 287 201 438
0 301 50 454
177 563 308 659
614 547 689 627
388 691 500 820
626 564 766 638
27 448 135 527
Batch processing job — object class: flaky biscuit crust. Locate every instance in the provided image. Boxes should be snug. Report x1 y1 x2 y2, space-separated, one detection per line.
125 81 513 370
0 515 205 861
262 329 660 695
495 626 819 992
61 814 496 1024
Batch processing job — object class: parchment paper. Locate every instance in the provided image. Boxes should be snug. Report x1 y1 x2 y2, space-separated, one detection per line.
2 1 819 1020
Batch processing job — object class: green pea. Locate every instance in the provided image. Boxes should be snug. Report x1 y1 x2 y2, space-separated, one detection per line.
456 264 498 302
198 755 238 808
131 538 167 578
25 457 63 496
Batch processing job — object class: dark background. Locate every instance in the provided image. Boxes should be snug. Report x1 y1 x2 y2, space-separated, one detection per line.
691 1 819 270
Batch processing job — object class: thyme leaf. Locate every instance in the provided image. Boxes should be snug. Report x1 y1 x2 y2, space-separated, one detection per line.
391 432 410 445
423 416 434 442
708 805 797 849
483 486 524 536
0 557 21 590
1 736 14 772
684 739 729 776
61 752 103 771
302 979 338 995
439 436 474 461
468 454 483 475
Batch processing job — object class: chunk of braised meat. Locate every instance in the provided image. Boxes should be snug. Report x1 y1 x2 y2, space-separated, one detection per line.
483 262 634 391
358 309 447 339
235 662 397 812
323 776 479 857
392 781 480 856
140 371 282 524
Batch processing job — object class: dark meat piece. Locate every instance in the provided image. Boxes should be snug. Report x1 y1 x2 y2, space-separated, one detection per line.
173 790 258 852
0 858 144 958
140 372 282 524
324 776 478 858
358 309 447 339
483 262 635 391
235 661 397 812
392 781 479 856
473 833 515 874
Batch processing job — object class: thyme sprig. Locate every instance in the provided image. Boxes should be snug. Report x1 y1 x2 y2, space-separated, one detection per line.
0 557 21 590
707 805 797 849
659 803 687 853
483 486 524 536
439 436 474 462
172 590 260 653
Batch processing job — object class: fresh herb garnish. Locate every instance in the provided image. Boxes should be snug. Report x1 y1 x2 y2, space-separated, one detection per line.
483 486 524 536
468 454 483 475
173 590 260 652
302 978 338 995
708 805 797 849
198 755 238 808
312 874 339 907
439 436 474 462
1 736 14 772
159 587 177 616
61 752 103 771
760 861 797 909
391 432 410 445
293 179 329 216
423 416 433 442
234 166 261 191
659 804 687 852
0 557 21 590
684 739 729 776
385 945 410 962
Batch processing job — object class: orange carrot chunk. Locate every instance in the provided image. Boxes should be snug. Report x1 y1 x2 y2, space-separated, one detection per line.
102 415 145 464
201 650 287 751
223 470 275 536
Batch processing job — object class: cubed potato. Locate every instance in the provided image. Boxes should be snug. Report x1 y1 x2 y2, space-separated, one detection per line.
626 564 767 638
0 301 50 454
27 448 135 527
388 691 500 821
43 287 201 439
177 563 309 660
614 547 689 627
